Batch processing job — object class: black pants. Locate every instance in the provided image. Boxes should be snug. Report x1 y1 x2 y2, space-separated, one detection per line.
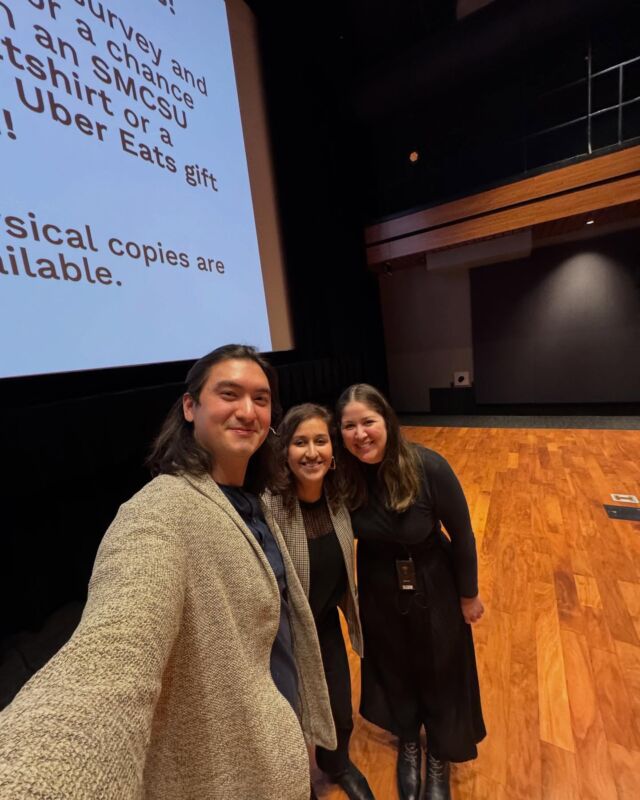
315 607 354 776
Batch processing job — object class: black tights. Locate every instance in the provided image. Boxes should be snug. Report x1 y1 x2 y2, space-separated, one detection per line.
314 608 354 776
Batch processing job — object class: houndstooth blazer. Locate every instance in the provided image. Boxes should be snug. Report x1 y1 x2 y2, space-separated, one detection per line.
262 491 364 656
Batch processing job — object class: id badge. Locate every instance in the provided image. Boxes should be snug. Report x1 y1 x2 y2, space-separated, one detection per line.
396 558 416 591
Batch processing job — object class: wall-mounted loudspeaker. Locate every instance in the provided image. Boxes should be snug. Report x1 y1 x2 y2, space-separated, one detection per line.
453 371 471 387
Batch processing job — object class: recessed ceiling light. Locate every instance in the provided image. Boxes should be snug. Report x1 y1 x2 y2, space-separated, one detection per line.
586 219 595 225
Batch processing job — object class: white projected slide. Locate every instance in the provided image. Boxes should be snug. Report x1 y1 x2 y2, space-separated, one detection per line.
0 0 271 378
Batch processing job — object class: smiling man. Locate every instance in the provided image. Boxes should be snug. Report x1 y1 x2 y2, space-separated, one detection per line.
0 344 335 800
182 357 273 484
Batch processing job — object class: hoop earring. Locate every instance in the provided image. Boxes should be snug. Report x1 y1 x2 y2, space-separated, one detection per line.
269 426 278 436
330 456 336 470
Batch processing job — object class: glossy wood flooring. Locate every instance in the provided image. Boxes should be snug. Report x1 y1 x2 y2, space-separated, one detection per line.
312 426 640 800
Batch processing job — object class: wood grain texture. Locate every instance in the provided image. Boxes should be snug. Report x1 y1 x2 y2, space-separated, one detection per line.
540 741 581 800
561 629 617 800
366 174 640 264
619 580 640 642
312 426 640 799
574 573 602 608
365 145 640 245
590 647 640 751
536 583 574 752
608 743 640 800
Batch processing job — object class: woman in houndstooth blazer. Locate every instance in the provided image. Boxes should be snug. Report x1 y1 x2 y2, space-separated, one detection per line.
263 403 375 800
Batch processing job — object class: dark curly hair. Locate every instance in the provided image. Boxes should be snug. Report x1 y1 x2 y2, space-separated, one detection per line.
268 403 344 516
147 344 281 494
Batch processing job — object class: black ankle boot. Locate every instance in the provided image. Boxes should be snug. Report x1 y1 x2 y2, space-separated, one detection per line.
397 739 421 800
425 752 451 800
331 761 376 800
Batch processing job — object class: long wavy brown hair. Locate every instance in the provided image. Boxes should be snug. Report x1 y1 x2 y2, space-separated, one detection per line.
336 383 421 512
147 344 281 494
268 403 344 516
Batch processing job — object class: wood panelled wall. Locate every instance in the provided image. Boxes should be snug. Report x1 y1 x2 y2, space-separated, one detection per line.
365 146 640 269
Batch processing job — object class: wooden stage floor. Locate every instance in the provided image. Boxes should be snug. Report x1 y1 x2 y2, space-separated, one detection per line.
312 425 640 800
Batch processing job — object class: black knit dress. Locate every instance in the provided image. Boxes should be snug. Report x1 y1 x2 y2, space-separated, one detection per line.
351 446 486 762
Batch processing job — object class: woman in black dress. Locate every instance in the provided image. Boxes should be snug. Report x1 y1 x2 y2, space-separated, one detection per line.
336 384 485 800
264 403 376 800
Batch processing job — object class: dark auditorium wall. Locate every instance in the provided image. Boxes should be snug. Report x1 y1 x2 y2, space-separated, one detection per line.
251 3 385 369
357 0 639 221
471 229 640 404
379 265 474 412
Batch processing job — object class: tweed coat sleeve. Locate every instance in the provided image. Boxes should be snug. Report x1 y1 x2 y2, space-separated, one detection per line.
330 503 364 657
262 490 311 595
0 477 188 800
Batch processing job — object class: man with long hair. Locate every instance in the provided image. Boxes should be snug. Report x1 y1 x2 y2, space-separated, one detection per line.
0 344 335 799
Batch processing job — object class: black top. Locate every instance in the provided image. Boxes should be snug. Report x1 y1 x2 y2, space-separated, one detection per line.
219 484 299 712
352 446 478 597
300 496 347 625
350 446 485 759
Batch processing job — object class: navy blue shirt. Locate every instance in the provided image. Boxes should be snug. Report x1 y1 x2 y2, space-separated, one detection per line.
219 485 299 713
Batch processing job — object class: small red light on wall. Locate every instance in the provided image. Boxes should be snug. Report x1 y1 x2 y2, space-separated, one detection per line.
409 151 419 163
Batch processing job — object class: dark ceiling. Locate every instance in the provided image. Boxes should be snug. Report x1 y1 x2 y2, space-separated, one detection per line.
245 0 460 73
245 0 635 120
244 0 640 221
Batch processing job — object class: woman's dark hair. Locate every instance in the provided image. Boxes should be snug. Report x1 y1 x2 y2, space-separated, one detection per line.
268 403 344 515
336 383 421 512
147 344 281 493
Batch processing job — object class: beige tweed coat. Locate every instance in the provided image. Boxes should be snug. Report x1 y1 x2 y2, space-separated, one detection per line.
263 491 363 656
0 473 335 800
